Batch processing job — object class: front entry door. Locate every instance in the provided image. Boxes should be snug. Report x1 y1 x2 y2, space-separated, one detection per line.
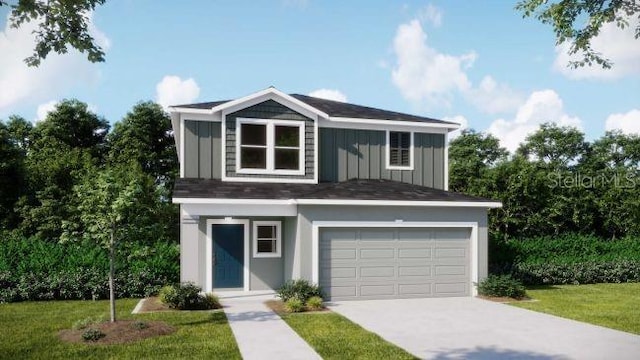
212 224 244 288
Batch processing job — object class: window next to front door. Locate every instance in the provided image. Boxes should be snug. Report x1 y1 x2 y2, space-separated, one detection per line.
386 131 413 170
237 118 305 175
253 221 282 258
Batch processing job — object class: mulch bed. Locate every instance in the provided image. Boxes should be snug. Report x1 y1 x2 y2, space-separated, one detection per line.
137 297 172 313
59 320 175 345
265 299 329 315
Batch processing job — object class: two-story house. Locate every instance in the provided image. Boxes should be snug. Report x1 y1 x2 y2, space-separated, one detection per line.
169 87 500 301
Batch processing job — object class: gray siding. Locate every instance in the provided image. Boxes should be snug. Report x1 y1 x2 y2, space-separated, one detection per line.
184 120 222 179
319 128 445 189
296 205 489 285
226 100 314 180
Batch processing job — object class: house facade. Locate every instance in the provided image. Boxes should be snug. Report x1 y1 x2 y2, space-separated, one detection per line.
170 87 501 300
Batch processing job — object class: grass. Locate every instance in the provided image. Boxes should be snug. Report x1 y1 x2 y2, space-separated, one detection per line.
282 312 417 360
511 283 640 335
0 299 241 359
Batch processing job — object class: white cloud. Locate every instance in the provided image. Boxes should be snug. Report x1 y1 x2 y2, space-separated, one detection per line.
155 76 200 109
418 4 443 27
35 100 59 122
308 89 348 102
487 90 582 153
390 19 521 114
605 109 640 135
391 20 476 108
444 115 468 141
553 15 640 80
464 75 524 114
0 13 107 112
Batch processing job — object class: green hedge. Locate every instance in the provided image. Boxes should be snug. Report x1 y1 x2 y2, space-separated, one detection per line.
490 234 640 285
0 233 179 303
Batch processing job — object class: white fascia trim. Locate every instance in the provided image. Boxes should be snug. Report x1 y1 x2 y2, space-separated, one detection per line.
169 107 214 115
181 203 297 217
206 218 251 292
444 132 449 191
174 197 501 208
386 130 414 171
326 117 459 130
318 118 449 133
311 221 479 295
296 199 502 208
211 87 328 120
179 115 185 177
173 198 296 205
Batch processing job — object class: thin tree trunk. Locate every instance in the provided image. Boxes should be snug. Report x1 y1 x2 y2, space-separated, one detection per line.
109 224 116 323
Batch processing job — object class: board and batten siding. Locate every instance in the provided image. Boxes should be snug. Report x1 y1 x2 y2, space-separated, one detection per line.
184 120 222 179
319 128 445 189
225 100 315 180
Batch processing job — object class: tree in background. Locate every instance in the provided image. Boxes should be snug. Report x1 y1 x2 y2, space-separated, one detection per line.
107 101 177 187
0 122 25 228
516 0 640 69
0 0 107 66
17 100 109 239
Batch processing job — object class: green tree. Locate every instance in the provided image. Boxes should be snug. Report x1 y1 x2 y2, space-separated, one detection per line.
0 0 107 66
516 0 640 69
5 115 33 152
516 123 588 168
0 121 25 229
18 99 108 239
448 129 508 195
107 101 177 186
62 165 146 322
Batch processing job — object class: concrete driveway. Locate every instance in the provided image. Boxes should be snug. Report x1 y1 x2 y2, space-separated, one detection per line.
329 297 640 360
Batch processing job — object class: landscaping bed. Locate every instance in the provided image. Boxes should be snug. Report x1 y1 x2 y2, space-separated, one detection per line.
59 320 174 345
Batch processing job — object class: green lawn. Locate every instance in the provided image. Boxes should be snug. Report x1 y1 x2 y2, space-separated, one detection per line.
511 283 640 335
0 299 241 359
282 312 417 360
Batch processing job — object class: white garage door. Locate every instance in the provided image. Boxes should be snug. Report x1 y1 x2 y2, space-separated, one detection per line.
319 227 471 300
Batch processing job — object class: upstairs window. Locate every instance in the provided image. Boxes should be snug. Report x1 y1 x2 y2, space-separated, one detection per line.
387 131 413 170
237 118 304 175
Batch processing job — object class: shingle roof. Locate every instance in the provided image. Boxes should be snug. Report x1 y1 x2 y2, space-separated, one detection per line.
173 94 456 126
173 178 495 203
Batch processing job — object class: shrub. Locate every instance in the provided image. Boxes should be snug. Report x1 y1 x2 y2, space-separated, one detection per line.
82 328 105 342
478 274 527 299
284 298 305 313
305 296 323 311
276 279 323 303
158 283 219 310
131 320 149 330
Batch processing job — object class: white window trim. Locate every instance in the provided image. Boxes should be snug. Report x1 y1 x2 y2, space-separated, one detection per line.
386 130 414 170
252 221 282 258
236 118 305 176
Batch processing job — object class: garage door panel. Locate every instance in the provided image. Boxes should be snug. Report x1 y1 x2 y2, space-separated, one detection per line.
398 265 431 277
398 248 432 258
320 227 471 300
360 266 395 278
435 282 468 296
360 284 395 296
435 265 467 276
359 248 394 259
398 283 432 296
321 266 357 279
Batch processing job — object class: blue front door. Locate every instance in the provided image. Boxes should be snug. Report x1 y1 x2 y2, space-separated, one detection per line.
212 224 244 288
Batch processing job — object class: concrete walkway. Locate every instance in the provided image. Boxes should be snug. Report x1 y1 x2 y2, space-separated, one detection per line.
330 297 640 360
219 291 321 360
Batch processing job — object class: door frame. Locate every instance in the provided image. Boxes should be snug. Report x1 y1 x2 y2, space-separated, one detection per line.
206 219 250 292
311 221 478 296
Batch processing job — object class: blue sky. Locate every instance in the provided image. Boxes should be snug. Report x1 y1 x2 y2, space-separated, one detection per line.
1 0 638 151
